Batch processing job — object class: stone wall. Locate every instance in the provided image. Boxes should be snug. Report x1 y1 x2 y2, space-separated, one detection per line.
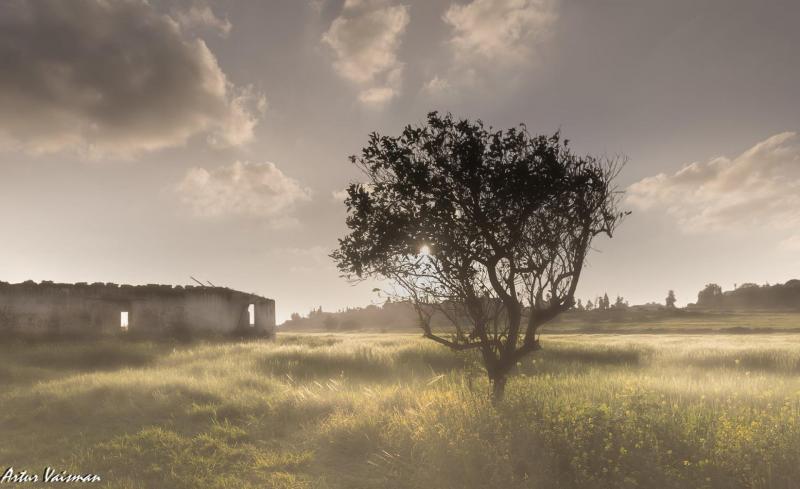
0 281 275 338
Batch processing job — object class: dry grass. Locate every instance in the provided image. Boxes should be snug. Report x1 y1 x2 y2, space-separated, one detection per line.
3 333 800 488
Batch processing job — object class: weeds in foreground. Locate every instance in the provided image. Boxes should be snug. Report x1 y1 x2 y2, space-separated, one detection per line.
3 334 800 488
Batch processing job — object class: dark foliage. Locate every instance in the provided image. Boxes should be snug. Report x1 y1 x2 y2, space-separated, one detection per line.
696 281 800 310
666 290 677 308
332 112 626 399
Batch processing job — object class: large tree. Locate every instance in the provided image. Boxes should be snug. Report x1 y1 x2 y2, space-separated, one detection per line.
332 113 626 400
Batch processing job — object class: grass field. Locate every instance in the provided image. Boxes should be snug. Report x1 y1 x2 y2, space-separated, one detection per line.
4 332 800 488
546 311 800 333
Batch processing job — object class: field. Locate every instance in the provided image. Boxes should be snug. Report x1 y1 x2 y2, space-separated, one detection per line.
4 331 800 488
546 310 800 334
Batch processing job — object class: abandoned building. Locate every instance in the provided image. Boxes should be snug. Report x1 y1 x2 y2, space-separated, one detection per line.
0 280 275 338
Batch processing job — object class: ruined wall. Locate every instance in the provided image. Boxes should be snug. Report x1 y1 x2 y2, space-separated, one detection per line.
0 281 276 338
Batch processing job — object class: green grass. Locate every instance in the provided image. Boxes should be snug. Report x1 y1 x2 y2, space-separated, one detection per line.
4 333 800 488
546 311 800 333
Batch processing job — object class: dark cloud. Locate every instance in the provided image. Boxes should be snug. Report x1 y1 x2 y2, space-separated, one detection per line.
0 0 263 157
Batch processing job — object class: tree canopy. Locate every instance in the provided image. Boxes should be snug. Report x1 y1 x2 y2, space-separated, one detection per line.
332 112 626 399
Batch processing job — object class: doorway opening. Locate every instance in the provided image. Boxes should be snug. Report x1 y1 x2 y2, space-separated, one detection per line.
248 304 255 326
120 311 129 331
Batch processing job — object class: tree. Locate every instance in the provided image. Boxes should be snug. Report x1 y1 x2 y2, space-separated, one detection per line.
601 293 610 310
697 283 723 307
323 315 338 331
586 299 594 311
614 295 627 309
576 299 584 311
341 317 362 330
332 112 626 400
665 290 676 308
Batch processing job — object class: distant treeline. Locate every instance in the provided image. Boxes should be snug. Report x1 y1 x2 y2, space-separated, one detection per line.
281 300 423 332
693 280 800 310
281 279 800 331
280 299 674 332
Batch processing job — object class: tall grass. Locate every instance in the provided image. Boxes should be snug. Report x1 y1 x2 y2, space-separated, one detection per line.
3 333 800 488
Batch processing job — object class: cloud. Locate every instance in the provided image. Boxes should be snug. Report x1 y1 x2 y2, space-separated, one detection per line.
0 0 264 157
430 0 557 91
332 182 374 202
172 4 233 37
176 161 312 225
445 0 556 62
358 86 398 106
331 189 350 202
627 132 800 241
322 0 409 106
422 75 452 95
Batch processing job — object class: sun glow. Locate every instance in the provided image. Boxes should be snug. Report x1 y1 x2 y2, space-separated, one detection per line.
419 245 431 256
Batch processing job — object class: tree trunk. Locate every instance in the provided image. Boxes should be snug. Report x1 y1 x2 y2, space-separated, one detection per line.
491 373 507 403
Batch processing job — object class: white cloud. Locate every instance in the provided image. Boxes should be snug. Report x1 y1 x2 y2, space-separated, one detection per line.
423 76 452 95
627 132 800 240
433 0 557 91
332 189 350 202
176 161 311 225
173 4 232 37
322 0 409 105
0 0 263 158
208 85 267 148
445 0 556 62
332 183 374 202
358 87 398 106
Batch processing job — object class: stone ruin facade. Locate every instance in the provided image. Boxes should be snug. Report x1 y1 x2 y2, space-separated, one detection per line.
0 280 275 338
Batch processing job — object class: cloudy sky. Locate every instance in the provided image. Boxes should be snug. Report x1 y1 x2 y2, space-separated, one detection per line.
1 0 798 321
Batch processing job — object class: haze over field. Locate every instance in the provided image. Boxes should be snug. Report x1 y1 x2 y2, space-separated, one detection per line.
1 0 799 320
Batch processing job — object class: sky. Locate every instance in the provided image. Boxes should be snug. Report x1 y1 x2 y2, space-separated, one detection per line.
0 0 798 322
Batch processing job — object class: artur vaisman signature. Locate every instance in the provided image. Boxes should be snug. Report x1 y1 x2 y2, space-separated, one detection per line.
1 467 101 484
